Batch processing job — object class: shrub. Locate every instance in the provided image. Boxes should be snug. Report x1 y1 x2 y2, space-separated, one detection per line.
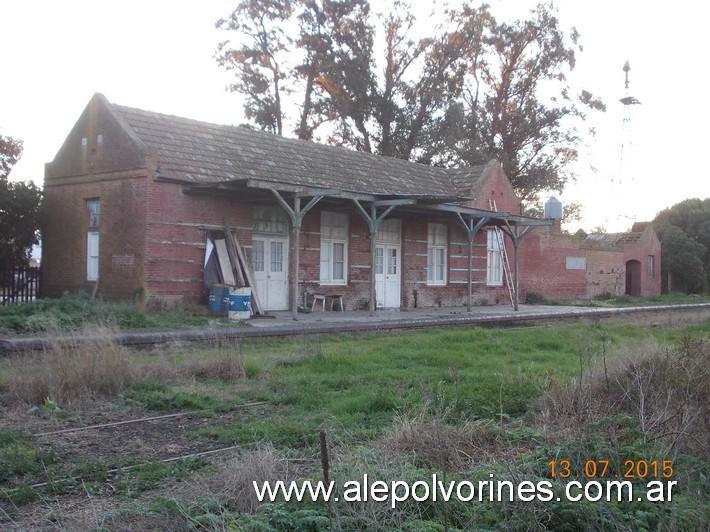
533 335 709 459
184 343 246 382
209 444 296 513
525 291 547 305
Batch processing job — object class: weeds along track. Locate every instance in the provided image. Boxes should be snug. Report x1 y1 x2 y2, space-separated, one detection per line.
32 404 266 438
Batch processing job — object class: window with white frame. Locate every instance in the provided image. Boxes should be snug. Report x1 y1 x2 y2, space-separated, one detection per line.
320 211 348 285
486 229 503 286
647 255 655 278
427 223 447 285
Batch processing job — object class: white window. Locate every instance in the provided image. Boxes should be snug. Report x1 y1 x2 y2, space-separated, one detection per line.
86 199 100 281
87 232 99 281
566 256 587 270
648 255 655 278
486 229 503 286
320 211 348 285
427 223 447 285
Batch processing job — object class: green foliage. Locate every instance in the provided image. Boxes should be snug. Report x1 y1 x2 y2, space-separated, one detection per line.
653 197 710 293
0 430 56 482
0 485 39 508
525 291 548 304
0 135 23 181
112 458 207 497
122 380 227 412
0 292 225 334
216 0 295 136
216 1 603 203
188 326 584 448
0 134 42 271
3 324 708 529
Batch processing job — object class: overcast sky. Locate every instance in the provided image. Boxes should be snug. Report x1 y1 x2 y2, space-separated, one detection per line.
2 0 709 232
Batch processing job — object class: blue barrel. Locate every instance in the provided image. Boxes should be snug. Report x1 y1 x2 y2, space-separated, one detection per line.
208 285 230 314
229 287 252 320
220 289 231 313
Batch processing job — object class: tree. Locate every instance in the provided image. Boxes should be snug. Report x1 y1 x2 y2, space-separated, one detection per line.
216 0 295 135
0 134 43 271
299 0 376 150
216 1 603 204
0 134 22 178
653 198 710 293
424 4 605 204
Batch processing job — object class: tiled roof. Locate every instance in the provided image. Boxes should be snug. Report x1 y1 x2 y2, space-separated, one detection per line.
582 232 644 249
448 166 493 198
111 103 486 199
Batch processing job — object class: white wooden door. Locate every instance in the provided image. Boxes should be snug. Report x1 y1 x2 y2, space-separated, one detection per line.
375 244 401 308
374 219 401 308
252 237 289 310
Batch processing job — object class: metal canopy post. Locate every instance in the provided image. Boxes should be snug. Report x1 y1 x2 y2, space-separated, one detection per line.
271 189 332 320
352 200 402 316
455 213 490 312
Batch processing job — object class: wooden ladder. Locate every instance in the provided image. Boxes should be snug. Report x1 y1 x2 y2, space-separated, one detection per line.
489 199 515 308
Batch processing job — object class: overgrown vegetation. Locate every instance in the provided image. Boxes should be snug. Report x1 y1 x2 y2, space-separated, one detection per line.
4 326 134 405
526 292 710 307
0 292 226 334
1 319 708 529
2 292 706 336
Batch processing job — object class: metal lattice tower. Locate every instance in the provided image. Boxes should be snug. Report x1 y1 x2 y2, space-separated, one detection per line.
618 60 640 183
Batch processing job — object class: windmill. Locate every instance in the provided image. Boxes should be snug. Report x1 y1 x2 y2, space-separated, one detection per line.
619 60 641 182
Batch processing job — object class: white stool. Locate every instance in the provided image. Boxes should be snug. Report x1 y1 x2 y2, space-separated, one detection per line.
329 294 344 312
311 293 326 312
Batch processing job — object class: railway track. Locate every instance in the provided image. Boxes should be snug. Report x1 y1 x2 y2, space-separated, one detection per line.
3 401 274 497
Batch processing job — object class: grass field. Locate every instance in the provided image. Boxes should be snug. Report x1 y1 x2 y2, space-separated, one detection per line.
1 317 708 530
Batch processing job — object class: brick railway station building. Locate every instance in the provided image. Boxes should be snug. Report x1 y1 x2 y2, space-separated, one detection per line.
42 94 661 316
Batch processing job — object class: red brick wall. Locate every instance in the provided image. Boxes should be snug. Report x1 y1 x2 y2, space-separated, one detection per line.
624 229 662 297
469 162 522 214
44 94 150 301
296 206 514 310
519 227 663 300
46 94 145 179
45 173 662 308
42 175 148 300
44 100 661 309
143 179 254 306
516 228 584 300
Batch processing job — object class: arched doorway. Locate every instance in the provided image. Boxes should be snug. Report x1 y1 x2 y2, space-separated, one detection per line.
625 260 641 296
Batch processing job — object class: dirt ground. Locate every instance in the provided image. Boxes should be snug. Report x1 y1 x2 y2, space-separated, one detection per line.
1 400 276 530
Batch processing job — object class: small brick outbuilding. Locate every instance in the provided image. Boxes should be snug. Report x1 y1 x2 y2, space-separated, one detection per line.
42 94 661 313
520 223 661 300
